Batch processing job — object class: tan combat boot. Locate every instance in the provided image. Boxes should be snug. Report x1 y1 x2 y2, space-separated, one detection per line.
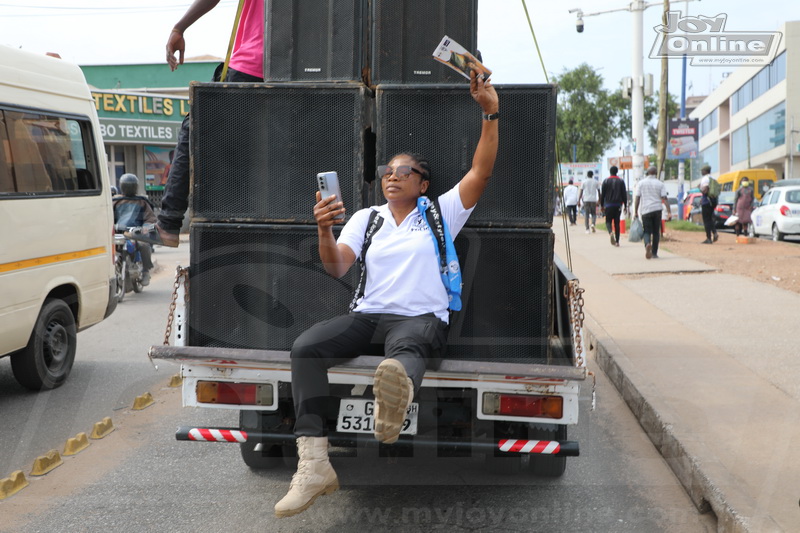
373 358 414 444
274 436 339 518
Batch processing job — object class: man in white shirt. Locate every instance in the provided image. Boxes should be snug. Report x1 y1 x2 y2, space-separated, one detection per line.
563 179 579 225
634 166 671 259
579 171 600 233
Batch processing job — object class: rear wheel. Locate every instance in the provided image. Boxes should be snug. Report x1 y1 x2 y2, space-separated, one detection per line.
238 411 284 470
528 425 567 478
11 298 77 390
772 223 785 241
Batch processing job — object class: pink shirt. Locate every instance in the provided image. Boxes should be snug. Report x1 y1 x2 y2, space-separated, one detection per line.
228 0 264 78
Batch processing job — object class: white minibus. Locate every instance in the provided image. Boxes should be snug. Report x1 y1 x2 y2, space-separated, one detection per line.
0 45 117 390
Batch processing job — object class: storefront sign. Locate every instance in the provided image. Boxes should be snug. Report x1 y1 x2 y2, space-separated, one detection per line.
98 118 182 145
91 91 189 122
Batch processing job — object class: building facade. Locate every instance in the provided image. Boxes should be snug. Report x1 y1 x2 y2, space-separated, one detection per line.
691 21 796 184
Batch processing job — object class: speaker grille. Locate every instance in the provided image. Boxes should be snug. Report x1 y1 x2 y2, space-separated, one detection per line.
188 223 357 350
191 83 366 223
371 0 478 84
375 85 557 227
448 228 554 363
264 0 366 82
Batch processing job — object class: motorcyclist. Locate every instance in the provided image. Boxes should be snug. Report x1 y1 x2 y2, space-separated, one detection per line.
113 173 156 286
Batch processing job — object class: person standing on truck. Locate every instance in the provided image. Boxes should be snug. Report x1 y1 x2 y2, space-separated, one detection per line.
127 0 265 249
699 164 719 244
579 170 599 233
599 165 628 247
274 69 499 518
113 174 156 286
634 166 671 259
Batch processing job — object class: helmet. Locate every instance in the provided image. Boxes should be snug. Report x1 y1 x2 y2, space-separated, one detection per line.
119 173 139 196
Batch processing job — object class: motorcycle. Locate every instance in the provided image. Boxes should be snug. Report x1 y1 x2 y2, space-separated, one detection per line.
114 228 146 302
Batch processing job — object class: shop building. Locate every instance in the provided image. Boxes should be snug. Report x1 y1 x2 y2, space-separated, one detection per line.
690 21 796 184
80 60 217 206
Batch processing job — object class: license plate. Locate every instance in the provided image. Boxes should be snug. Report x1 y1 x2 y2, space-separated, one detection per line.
337 398 418 435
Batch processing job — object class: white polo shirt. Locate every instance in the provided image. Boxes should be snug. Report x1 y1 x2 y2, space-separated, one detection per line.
337 184 474 323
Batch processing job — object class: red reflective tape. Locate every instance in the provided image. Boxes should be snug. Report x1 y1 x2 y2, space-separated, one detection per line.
198 428 216 441
532 441 549 454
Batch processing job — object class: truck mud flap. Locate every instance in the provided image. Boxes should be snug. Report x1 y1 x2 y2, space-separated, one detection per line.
176 426 579 457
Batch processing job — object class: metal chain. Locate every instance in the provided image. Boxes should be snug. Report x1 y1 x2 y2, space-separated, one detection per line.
564 279 586 368
164 266 189 346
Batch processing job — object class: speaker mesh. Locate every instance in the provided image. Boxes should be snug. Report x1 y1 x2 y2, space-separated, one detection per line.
375 85 557 227
191 83 366 223
371 0 478 84
188 223 357 350
264 0 365 82
448 228 554 363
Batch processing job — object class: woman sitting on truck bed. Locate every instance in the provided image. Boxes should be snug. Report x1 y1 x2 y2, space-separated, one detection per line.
275 68 499 518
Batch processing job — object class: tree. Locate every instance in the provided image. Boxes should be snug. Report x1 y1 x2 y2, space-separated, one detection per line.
552 64 624 163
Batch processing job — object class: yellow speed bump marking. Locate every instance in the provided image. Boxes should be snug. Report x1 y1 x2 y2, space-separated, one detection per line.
132 392 154 410
63 432 90 456
0 471 29 500
90 417 115 439
168 374 183 388
30 450 63 476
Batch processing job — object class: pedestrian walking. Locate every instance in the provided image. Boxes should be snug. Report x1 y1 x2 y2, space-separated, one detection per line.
599 166 628 247
563 179 579 225
699 164 719 244
732 178 755 237
634 166 671 259
579 170 600 233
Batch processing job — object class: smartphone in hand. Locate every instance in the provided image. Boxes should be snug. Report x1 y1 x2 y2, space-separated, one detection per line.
316 171 344 220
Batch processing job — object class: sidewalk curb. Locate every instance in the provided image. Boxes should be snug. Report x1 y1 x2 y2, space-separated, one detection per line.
581 311 783 533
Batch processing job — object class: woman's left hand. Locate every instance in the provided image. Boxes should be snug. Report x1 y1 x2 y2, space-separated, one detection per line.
470 68 498 114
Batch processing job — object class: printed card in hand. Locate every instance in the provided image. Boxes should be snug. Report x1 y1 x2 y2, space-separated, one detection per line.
432 35 492 80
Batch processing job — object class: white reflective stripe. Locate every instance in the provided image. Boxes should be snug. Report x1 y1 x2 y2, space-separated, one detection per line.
498 439 516 452
188 428 207 441
209 429 226 442
542 441 561 454
228 431 247 443
519 441 540 453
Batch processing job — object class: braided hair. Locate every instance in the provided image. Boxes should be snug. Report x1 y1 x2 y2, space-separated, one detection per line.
392 152 431 181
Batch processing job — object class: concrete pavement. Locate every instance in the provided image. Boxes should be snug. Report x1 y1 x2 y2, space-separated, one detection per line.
553 219 800 532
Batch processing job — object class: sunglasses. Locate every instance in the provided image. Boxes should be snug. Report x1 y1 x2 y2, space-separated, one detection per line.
377 164 425 181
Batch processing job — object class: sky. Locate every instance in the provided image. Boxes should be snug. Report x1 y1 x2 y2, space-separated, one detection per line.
1 0 797 162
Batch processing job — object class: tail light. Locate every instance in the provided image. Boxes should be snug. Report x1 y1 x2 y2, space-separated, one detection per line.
196 381 274 406
780 205 790 216
482 393 563 419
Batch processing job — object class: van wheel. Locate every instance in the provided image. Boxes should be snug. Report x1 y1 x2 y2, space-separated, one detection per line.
11 299 77 390
772 224 785 241
238 411 283 470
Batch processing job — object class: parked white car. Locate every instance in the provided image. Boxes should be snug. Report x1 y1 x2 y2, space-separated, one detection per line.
750 185 800 241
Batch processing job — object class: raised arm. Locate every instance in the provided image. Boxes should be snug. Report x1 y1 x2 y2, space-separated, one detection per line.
314 191 356 278
167 0 222 71
458 69 500 209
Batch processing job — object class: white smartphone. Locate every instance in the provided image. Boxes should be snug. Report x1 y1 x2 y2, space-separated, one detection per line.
316 171 344 220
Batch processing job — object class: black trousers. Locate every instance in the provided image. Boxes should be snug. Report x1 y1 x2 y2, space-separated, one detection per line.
701 199 718 240
605 206 622 243
158 66 264 232
290 312 448 437
566 204 577 224
641 210 661 255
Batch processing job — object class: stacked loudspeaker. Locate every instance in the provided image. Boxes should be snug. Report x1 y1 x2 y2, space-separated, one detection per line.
188 1 558 364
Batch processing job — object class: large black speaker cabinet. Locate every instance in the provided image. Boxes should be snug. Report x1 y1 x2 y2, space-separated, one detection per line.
188 223 357 350
448 228 554 363
190 83 367 223
370 0 478 85
374 84 557 227
264 0 366 82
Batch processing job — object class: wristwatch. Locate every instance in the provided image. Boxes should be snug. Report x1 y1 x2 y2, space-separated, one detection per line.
482 111 500 121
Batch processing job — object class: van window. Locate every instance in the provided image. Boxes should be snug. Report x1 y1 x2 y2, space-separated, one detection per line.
756 180 772 198
0 108 99 196
722 182 732 192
